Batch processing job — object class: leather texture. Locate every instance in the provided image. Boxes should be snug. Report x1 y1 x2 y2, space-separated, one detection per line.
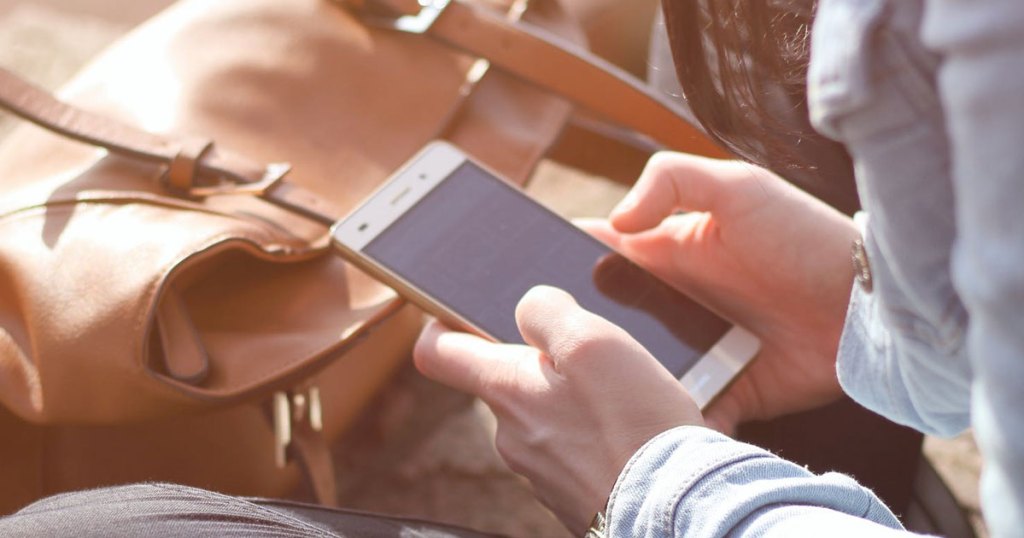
0 0 721 514
0 0 587 423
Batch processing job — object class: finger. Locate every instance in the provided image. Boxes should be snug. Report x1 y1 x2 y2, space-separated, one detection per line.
702 397 742 437
611 152 742 234
701 416 737 437
575 214 704 275
514 286 635 372
577 217 710 302
572 217 623 249
604 213 708 281
413 320 529 396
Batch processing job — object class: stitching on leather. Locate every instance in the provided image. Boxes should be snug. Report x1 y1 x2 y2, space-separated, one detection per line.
137 237 403 401
0 192 242 223
135 228 314 370
0 193 325 246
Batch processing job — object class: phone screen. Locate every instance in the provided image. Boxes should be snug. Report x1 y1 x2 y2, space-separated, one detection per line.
362 161 731 378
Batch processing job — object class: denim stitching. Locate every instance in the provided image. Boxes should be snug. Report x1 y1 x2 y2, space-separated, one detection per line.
664 451 777 536
605 427 682 536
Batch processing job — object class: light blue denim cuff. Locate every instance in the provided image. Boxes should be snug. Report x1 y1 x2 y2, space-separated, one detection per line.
605 425 901 538
837 274 971 437
835 282 916 425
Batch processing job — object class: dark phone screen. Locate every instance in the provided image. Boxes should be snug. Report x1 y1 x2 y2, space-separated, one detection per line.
363 162 730 377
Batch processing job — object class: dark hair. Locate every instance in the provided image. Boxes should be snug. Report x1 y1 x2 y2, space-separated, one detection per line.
663 0 815 161
661 0 861 213
662 0 815 166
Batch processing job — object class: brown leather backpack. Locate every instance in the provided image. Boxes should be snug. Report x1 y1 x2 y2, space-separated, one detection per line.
0 0 723 513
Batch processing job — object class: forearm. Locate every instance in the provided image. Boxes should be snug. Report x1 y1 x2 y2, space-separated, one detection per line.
605 426 909 537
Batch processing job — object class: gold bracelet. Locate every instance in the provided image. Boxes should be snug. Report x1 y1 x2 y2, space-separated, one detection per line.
584 511 607 538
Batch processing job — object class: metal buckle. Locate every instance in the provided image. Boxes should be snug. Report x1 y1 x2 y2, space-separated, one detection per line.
359 0 452 34
273 386 324 468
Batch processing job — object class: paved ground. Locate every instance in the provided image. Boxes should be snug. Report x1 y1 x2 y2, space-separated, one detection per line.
0 2 986 536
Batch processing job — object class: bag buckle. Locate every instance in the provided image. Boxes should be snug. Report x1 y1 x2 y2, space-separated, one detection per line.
186 162 292 198
336 0 452 34
273 386 324 468
160 137 292 199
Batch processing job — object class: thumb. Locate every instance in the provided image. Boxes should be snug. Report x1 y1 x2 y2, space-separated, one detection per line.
611 152 743 234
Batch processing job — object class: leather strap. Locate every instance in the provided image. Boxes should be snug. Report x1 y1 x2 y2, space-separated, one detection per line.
0 67 344 224
429 1 726 157
384 0 729 158
291 420 340 507
1 0 727 216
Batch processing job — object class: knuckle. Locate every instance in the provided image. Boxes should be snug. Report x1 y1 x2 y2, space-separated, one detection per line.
477 367 512 404
495 424 552 476
648 150 678 171
478 348 534 406
646 151 690 180
520 425 553 452
494 428 526 473
552 315 616 369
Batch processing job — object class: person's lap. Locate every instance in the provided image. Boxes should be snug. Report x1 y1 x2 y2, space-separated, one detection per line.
0 483 498 538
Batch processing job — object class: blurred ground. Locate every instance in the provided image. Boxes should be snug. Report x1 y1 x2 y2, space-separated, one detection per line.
0 1 986 537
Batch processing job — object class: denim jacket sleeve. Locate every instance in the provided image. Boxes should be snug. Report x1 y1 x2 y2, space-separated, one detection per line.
605 426 908 537
809 0 975 440
831 0 1024 535
918 2 1024 535
604 0 1024 534
805 0 1024 533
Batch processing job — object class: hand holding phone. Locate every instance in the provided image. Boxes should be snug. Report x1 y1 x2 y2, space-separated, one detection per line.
330 142 861 532
331 141 759 407
597 151 861 433
413 287 706 535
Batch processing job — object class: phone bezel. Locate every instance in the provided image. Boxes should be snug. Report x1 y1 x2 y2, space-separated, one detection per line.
329 141 759 409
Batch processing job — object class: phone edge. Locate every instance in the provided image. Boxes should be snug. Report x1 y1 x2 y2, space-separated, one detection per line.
680 325 761 410
330 228 500 343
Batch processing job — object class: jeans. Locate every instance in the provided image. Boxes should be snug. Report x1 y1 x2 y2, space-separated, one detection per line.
0 483 498 538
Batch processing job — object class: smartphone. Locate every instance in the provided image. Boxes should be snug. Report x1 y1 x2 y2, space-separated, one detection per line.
330 141 759 408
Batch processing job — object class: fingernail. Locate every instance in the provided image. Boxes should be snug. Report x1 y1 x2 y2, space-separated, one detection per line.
572 217 602 228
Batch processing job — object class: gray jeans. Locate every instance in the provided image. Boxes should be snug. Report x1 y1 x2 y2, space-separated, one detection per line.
0 483 498 537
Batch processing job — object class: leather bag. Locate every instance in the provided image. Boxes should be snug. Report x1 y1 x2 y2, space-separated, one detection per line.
0 0 723 514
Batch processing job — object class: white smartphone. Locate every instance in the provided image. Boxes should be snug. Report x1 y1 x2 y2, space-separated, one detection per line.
330 141 759 408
